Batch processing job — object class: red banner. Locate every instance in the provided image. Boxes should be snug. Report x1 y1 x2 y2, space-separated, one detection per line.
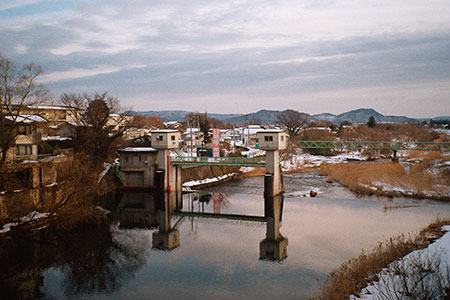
212 128 220 158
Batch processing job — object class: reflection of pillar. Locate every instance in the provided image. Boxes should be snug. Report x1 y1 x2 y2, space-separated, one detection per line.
152 192 180 250
392 150 398 163
260 195 288 261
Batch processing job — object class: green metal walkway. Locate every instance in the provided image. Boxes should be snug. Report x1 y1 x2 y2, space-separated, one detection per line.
169 140 449 167
295 140 450 151
171 155 266 167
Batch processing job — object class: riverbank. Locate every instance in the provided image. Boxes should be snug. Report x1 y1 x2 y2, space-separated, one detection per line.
0 156 116 238
277 142 450 201
320 152 450 201
184 150 450 202
311 218 450 300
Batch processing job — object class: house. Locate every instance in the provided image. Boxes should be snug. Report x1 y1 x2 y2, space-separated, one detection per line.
21 105 82 126
182 128 203 155
220 128 240 143
123 128 152 140
241 125 263 147
4 114 47 161
106 114 133 133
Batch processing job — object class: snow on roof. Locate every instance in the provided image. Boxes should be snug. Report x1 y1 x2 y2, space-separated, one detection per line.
29 105 74 110
41 136 72 141
64 121 84 127
118 147 158 152
184 128 199 134
152 129 179 133
256 129 284 133
242 127 262 135
6 114 47 123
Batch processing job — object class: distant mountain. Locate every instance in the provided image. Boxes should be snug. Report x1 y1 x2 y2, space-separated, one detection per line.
312 108 415 124
431 116 450 121
311 113 338 123
223 109 283 125
129 108 440 126
128 110 241 122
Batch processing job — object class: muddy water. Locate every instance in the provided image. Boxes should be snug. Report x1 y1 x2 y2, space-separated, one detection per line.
1 172 449 300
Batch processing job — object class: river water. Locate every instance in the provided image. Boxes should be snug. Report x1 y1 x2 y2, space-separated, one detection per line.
1 172 449 300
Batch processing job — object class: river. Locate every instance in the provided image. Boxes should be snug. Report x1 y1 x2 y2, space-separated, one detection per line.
1 172 449 300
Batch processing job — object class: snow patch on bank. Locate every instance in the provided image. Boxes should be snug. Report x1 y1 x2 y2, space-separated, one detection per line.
281 152 366 172
239 167 255 173
364 181 450 199
183 173 236 188
351 226 450 300
0 211 50 234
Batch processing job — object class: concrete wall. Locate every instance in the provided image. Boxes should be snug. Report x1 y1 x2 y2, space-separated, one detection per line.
119 151 158 187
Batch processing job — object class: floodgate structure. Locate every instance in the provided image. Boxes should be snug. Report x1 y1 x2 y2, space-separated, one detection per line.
118 129 288 197
117 130 450 195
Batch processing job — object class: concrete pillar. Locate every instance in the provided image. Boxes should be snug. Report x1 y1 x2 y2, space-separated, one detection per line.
155 170 165 192
176 165 182 193
157 149 177 191
264 150 284 197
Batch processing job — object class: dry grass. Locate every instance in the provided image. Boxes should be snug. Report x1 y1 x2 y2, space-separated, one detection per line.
320 153 449 200
238 167 266 177
311 218 450 300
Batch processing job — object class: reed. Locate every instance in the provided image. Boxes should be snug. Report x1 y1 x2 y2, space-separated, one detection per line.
310 218 450 300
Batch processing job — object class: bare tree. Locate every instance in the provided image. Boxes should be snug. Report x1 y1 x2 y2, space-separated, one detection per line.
276 109 310 138
0 54 50 187
59 92 130 164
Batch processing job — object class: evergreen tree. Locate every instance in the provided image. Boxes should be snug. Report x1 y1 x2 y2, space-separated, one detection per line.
367 116 376 128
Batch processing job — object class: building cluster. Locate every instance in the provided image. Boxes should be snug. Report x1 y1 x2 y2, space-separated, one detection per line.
123 123 283 157
3 104 290 163
3 105 82 161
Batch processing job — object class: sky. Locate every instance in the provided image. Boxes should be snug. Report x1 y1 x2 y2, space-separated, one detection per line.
0 0 449 118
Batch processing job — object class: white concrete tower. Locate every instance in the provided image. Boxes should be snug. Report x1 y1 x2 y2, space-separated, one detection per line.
257 129 287 197
151 129 181 191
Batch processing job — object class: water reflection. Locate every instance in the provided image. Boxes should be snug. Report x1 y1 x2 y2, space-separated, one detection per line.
2 173 448 300
118 191 182 250
260 195 288 261
0 222 147 300
118 191 288 260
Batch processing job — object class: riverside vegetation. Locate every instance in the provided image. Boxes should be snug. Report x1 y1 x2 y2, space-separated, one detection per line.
320 151 450 201
311 218 450 300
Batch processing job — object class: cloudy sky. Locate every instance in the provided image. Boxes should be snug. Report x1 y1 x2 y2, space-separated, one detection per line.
1 0 449 117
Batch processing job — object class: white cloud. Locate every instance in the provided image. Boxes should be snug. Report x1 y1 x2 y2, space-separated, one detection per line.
1 0 450 117
0 0 48 11
39 64 147 83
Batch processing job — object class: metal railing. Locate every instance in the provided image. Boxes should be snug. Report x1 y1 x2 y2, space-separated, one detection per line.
295 140 450 151
171 155 266 167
